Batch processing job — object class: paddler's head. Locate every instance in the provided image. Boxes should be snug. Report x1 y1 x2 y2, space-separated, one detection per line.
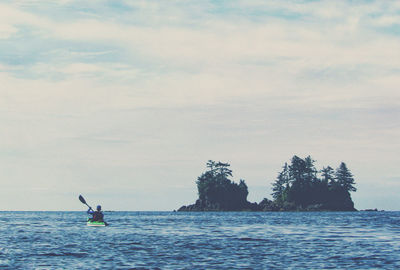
96 205 102 211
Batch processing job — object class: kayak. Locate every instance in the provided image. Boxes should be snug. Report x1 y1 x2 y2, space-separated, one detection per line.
87 218 108 227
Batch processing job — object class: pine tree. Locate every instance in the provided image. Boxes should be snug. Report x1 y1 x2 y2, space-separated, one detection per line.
321 166 335 185
215 161 233 178
304 156 318 183
335 162 356 192
289 155 306 184
272 163 289 203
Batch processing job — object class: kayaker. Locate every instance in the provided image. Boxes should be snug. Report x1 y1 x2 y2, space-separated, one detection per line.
87 205 104 222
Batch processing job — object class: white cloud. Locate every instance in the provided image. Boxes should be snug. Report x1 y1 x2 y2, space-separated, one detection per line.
372 15 400 26
0 1 400 210
0 3 49 28
0 24 17 39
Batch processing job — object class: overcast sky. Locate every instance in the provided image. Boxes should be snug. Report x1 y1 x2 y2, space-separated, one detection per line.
0 0 399 211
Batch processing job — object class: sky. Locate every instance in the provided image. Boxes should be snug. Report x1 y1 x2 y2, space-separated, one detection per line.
0 0 399 211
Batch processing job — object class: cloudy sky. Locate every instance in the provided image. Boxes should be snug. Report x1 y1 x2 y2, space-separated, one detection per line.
0 0 399 211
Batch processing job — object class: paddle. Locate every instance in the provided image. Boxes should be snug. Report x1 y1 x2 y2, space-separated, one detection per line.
79 194 92 210
79 195 108 226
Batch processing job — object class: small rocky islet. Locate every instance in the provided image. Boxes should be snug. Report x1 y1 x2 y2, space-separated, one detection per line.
178 156 357 212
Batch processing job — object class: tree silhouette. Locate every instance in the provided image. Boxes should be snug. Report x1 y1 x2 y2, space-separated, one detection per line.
196 160 249 210
271 156 356 211
335 162 357 192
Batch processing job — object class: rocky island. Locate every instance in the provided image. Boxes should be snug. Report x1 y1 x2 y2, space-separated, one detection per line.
178 156 357 212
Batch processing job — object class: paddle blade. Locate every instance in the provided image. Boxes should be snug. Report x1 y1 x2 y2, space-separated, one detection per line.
79 195 87 204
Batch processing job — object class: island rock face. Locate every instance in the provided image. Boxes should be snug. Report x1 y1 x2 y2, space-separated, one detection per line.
178 199 259 212
178 157 357 212
178 161 260 211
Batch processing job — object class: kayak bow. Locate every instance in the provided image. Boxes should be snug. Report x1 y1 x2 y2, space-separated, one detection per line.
87 218 108 227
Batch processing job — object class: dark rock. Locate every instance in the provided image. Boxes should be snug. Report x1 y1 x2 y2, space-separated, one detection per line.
258 198 279 211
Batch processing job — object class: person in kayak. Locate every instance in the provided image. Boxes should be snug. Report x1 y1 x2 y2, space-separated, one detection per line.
87 205 104 222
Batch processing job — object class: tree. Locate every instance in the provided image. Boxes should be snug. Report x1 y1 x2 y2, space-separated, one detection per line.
321 166 335 185
289 155 307 185
206 160 217 176
335 162 356 192
215 161 232 178
287 156 313 207
304 156 318 183
272 163 289 204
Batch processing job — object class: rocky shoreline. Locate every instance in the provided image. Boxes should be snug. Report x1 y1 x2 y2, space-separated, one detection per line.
177 198 357 212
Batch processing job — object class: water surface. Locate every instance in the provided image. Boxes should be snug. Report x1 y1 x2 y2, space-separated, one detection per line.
0 211 399 269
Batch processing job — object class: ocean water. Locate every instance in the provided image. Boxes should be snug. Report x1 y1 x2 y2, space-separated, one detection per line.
0 211 399 269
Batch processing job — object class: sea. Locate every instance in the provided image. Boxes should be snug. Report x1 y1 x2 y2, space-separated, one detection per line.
0 211 399 269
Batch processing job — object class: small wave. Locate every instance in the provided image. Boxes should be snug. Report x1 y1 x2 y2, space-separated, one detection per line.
64 244 78 248
118 242 142 246
128 268 161 270
238 237 269 242
36 252 88 258
128 247 151 251
328 255 342 259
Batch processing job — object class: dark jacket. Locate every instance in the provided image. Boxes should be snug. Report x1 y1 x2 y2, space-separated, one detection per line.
87 209 104 221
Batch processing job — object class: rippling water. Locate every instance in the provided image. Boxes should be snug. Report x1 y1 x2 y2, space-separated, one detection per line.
0 211 399 269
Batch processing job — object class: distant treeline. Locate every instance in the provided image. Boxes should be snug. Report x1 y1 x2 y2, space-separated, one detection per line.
178 156 356 211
